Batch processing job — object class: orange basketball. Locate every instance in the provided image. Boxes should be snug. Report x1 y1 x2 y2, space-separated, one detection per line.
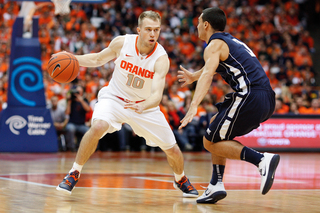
47 52 79 83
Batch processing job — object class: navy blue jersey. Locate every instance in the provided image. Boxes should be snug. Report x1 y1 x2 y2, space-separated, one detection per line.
205 32 275 142
208 32 272 93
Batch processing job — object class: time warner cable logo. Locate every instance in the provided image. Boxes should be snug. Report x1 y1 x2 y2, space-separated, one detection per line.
5 115 51 135
5 115 27 135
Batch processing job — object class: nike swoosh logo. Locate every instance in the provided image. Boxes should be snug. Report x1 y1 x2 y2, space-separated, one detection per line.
126 54 133 57
52 63 61 76
205 189 211 196
261 168 266 176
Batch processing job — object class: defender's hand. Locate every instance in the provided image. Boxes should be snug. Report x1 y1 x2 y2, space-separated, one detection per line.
177 65 194 87
179 106 197 129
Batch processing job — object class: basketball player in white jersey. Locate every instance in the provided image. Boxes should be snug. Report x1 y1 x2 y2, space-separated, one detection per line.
56 11 198 198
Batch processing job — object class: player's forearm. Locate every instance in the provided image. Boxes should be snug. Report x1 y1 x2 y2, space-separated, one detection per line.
141 95 161 111
192 67 204 82
75 53 104 67
190 72 213 107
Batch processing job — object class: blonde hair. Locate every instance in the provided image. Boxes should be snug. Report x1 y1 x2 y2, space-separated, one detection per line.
138 11 161 27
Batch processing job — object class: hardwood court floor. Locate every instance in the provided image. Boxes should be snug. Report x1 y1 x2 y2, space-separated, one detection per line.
0 151 320 213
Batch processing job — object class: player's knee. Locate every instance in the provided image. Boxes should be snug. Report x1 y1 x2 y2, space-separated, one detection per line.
203 137 213 152
90 120 109 137
163 144 180 156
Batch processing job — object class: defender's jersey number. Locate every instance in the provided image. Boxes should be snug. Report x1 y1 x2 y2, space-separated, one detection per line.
126 74 144 89
232 38 256 57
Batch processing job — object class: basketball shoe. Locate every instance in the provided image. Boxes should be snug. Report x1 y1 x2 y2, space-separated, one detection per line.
196 182 227 204
56 170 80 194
173 175 199 198
259 152 280 195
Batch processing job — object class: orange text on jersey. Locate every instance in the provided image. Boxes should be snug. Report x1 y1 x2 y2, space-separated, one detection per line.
120 60 154 79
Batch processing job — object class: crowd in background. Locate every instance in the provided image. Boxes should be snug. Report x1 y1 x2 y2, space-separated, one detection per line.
0 0 319 151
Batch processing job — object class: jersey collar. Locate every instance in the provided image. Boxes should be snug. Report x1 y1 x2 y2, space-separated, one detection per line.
135 36 158 59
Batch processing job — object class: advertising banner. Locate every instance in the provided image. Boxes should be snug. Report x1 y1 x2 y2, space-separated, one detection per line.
236 117 320 150
0 17 57 152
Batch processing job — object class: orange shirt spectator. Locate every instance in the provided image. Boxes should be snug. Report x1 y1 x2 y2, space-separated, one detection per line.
294 47 313 67
0 57 8 74
274 99 289 114
39 28 50 45
178 34 195 59
300 99 320 114
85 71 100 101
169 83 185 109
301 31 314 50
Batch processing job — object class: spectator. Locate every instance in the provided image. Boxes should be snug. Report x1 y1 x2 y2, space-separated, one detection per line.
178 94 199 151
50 95 69 151
167 100 193 151
169 82 185 109
296 96 310 113
274 98 289 114
287 102 300 115
65 85 91 151
301 98 320 114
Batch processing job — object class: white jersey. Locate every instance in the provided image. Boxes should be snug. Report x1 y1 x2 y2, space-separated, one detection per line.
92 35 176 150
102 34 167 101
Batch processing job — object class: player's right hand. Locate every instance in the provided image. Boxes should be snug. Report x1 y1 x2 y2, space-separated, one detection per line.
51 51 67 58
177 65 193 87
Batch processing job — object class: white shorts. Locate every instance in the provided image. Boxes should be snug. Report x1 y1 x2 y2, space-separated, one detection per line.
91 94 176 150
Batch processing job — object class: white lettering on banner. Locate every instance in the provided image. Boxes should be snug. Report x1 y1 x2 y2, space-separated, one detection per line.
286 124 314 130
28 115 44 123
245 130 283 137
27 115 51 136
283 130 317 138
5 115 51 136
258 138 291 146
28 122 51 129
244 122 320 139
27 129 47 135
262 123 286 130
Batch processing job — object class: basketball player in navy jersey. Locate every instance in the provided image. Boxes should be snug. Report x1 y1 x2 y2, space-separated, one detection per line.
178 7 280 204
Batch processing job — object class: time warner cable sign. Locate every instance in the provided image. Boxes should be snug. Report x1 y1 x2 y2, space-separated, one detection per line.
6 115 51 136
0 17 57 152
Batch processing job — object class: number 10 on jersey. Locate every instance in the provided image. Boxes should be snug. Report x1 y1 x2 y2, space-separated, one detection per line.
126 74 145 89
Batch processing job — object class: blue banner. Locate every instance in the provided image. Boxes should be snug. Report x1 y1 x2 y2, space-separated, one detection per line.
0 17 57 152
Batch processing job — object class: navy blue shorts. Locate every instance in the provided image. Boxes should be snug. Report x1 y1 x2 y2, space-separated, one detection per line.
205 89 275 143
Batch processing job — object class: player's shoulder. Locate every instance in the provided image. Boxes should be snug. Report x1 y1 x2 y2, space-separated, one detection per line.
111 35 126 45
154 42 168 58
206 38 226 53
108 35 126 52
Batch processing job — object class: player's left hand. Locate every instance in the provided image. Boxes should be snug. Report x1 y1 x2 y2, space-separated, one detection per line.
179 106 197 129
124 102 144 114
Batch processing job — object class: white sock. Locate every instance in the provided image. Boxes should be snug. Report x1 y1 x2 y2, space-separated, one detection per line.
69 162 83 175
174 171 185 182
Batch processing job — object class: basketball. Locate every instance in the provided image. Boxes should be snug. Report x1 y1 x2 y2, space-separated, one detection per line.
47 52 79 83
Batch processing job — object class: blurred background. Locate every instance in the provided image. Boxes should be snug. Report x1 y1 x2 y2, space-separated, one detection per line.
0 0 319 153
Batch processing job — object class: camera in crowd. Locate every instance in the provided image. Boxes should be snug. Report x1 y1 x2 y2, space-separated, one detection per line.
70 88 80 100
